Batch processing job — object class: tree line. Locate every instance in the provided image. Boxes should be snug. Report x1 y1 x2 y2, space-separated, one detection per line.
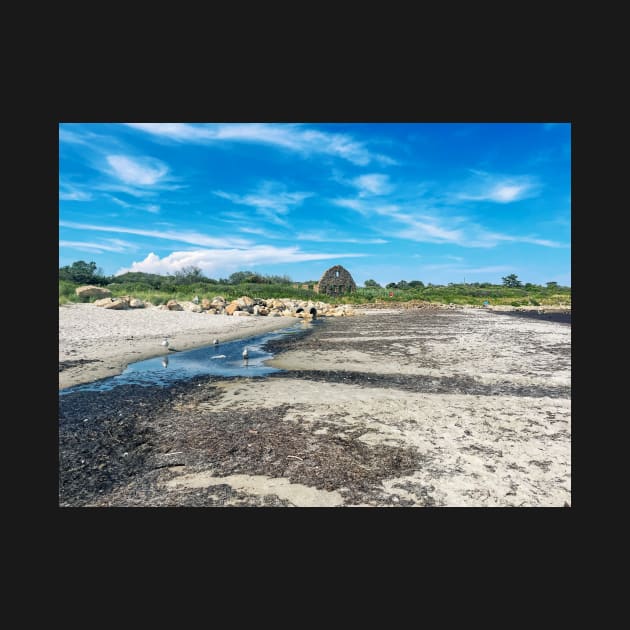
59 261 292 288
364 274 565 290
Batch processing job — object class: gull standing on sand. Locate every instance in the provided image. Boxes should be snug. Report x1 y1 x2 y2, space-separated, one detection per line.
213 338 219 345
242 347 249 360
162 337 169 348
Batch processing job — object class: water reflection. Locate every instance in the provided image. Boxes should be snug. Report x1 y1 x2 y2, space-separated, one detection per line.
60 319 321 395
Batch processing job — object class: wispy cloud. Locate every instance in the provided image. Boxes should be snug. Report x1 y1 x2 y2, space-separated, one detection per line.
330 196 568 248
455 171 540 203
482 233 568 248
118 247 366 276
237 226 283 239
351 173 393 197
59 185 92 201
105 154 169 186
59 127 122 148
59 238 137 254
125 123 397 166
60 221 250 248
296 231 387 244
214 182 312 226
108 195 160 213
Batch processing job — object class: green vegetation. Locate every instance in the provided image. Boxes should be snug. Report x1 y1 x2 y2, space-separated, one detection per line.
59 261 571 307
501 273 523 288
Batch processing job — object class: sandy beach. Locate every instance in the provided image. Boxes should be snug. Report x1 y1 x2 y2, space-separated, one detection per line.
59 304 296 390
59 306 570 507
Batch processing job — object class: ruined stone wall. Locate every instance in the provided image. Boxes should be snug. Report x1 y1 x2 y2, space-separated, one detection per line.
316 265 357 296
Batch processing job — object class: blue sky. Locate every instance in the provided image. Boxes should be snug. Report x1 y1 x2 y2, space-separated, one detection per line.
59 122 571 286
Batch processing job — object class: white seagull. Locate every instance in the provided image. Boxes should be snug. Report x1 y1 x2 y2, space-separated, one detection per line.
242 347 249 360
213 338 219 345
161 337 169 348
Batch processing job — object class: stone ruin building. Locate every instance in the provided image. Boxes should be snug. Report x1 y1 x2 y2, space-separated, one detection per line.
315 265 357 296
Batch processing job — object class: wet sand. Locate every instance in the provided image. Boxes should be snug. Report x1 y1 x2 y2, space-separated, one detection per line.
59 307 571 507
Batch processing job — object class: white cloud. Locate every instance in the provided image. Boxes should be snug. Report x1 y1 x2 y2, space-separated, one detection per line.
455 173 540 204
214 182 312 225
296 232 387 244
394 218 466 244
117 247 366 276
59 221 250 248
59 187 92 201
485 233 568 248
238 226 283 239
330 195 567 248
108 195 160 213
125 123 397 166
352 173 392 196
59 238 136 254
331 197 371 215
106 154 169 186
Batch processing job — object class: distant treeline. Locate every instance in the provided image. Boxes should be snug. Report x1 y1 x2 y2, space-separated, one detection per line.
59 260 571 307
58 261 292 288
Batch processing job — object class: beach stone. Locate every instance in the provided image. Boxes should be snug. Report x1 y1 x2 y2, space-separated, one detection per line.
211 296 226 305
129 298 144 308
75 285 111 298
201 298 212 310
94 297 126 310
237 296 255 308
181 301 203 313
166 300 183 311
225 301 240 315
232 310 251 316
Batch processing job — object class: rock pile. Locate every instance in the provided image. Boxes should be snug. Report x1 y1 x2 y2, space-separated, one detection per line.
88 294 357 317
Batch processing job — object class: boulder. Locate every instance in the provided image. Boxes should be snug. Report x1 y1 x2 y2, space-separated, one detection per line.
237 296 255 308
225 301 240 315
181 301 203 313
201 298 212 310
93 297 126 310
75 285 112 299
166 300 183 311
211 296 226 305
129 298 144 308
232 310 251 317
